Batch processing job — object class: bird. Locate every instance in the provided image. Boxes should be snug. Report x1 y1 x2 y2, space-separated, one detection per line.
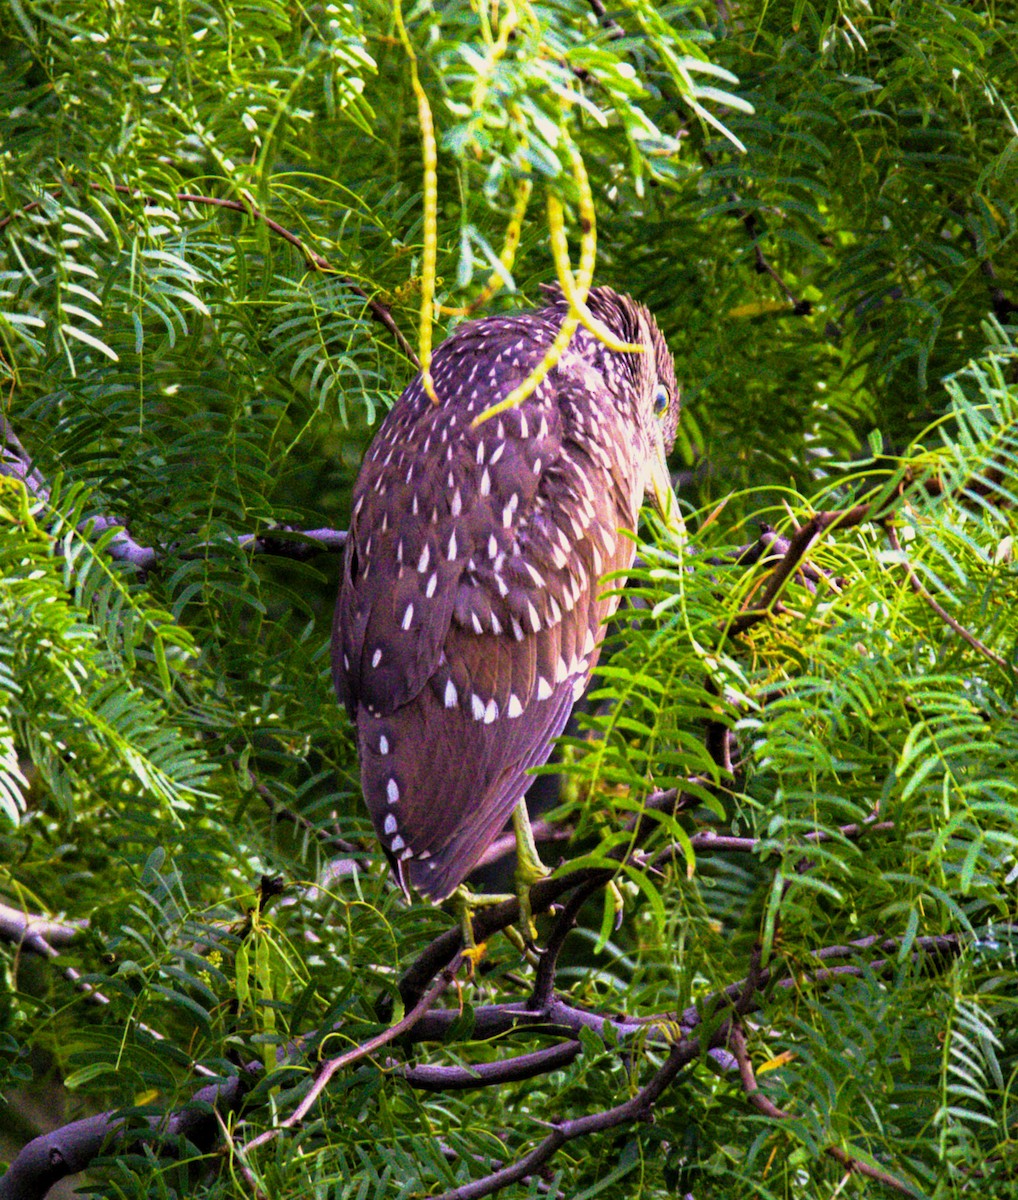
332 284 679 909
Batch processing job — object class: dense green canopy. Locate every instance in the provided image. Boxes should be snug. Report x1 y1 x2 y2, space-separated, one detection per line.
1 1 1016 1197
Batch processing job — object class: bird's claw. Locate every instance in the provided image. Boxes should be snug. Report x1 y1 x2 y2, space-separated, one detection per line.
608 879 626 930
461 941 488 977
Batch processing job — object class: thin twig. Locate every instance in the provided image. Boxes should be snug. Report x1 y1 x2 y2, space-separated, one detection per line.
241 952 463 1154
885 523 1008 671
213 1109 270 1200
0 183 418 365
698 154 814 319
245 763 360 857
728 1025 918 1196
729 504 875 635
653 817 897 867
0 900 206 1049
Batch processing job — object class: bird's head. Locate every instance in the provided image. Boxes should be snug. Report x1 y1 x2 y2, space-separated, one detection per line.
543 284 680 523
624 294 680 522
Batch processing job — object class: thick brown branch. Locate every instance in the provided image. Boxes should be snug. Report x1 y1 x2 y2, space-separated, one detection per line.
405 929 963 1055
431 1029 721 1200
529 876 606 1009
400 1041 581 1091
389 788 703 1012
0 1068 257 1200
0 899 84 956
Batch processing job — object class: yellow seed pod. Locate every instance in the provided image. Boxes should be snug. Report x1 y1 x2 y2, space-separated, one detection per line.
473 139 643 427
394 0 439 403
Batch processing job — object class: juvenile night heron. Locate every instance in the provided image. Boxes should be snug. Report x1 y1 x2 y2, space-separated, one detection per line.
332 285 679 909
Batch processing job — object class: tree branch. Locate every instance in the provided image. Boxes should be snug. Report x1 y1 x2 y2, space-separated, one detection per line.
427 954 764 1200
0 183 418 365
240 952 463 1156
728 1025 919 1196
884 522 1008 670
699 154 815 320
2 416 348 570
395 802 893 1014
430 1030 722 1200
0 899 84 956
400 1040 581 1092
474 819 569 870
728 504 876 635
0 926 966 1197
0 1068 257 1200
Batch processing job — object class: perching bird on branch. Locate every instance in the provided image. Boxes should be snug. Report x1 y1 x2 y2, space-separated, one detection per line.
332 285 679 916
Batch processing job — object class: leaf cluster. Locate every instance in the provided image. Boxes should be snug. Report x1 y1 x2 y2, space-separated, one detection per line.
1 1 1017 1198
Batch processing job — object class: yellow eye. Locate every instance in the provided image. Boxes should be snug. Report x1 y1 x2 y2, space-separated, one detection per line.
653 384 669 416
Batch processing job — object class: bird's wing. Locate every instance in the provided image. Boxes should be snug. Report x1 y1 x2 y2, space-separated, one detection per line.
340 345 642 899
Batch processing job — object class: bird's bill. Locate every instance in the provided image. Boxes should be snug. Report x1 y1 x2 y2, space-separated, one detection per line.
648 453 678 527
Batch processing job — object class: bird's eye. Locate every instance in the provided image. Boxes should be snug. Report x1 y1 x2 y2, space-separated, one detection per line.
653 384 669 416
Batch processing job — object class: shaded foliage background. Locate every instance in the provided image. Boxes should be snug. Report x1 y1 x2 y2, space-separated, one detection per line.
1 0 1016 1197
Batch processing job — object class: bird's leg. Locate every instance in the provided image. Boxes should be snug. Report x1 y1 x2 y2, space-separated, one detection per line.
447 802 549 963
512 798 551 945
452 885 539 970
452 885 492 972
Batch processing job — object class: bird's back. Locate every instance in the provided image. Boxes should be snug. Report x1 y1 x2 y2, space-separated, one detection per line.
333 289 674 898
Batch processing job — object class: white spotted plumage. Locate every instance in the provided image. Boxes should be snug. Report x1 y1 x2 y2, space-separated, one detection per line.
334 285 679 901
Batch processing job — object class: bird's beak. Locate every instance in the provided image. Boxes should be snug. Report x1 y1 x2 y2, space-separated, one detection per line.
648 451 677 525
645 449 685 543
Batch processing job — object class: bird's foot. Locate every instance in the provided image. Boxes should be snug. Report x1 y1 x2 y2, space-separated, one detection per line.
461 940 488 977
453 885 512 946
500 921 542 965
452 885 542 965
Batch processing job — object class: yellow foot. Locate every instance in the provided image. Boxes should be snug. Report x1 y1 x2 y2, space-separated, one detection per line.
450 886 543 963
501 922 542 966
453 885 513 948
461 941 488 978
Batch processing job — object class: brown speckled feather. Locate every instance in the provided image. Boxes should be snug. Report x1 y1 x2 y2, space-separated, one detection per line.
333 287 679 900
